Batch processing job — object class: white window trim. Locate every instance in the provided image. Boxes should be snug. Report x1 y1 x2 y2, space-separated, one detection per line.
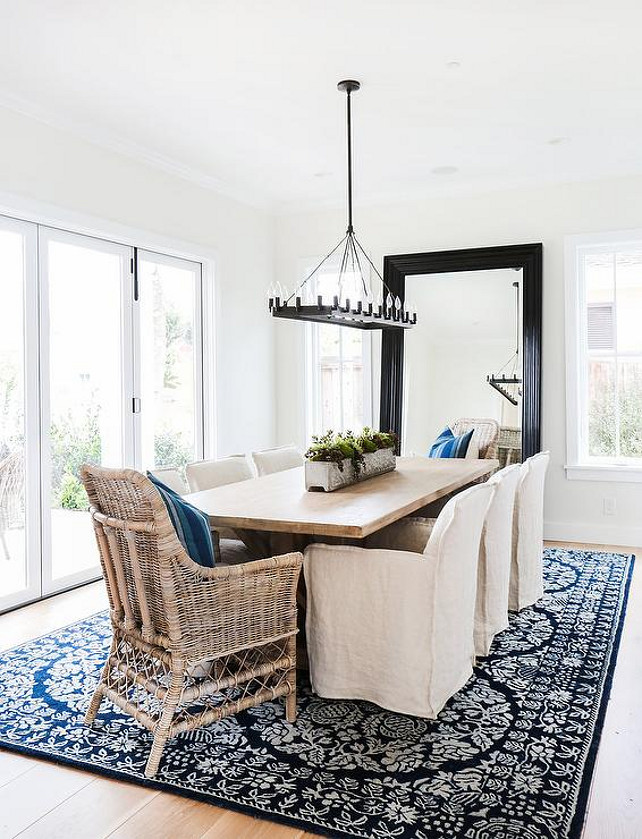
565 228 642 483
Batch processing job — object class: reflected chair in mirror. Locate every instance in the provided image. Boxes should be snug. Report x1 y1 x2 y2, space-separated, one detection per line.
252 444 304 477
509 451 550 611
80 465 303 778
451 418 500 461
303 483 494 718
185 455 254 493
147 466 188 495
498 426 522 468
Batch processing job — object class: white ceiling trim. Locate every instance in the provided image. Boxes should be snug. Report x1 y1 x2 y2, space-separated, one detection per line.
0 90 272 212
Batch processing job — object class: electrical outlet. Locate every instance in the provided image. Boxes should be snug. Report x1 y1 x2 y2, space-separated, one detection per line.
603 497 617 516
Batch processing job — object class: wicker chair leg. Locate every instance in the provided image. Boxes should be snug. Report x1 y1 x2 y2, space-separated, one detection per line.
144 670 183 779
84 685 105 726
85 638 117 726
85 679 104 727
285 637 297 723
285 684 297 723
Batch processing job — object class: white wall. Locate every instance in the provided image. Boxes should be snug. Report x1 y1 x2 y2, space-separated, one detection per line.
0 106 276 456
275 174 642 546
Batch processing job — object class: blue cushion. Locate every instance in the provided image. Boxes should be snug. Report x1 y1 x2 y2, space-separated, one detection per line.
428 426 474 459
147 472 215 568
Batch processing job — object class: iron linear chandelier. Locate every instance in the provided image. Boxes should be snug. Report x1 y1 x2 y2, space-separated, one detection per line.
486 280 523 406
268 80 417 330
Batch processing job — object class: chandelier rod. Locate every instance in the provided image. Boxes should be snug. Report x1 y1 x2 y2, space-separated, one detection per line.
346 84 354 233
338 80 361 233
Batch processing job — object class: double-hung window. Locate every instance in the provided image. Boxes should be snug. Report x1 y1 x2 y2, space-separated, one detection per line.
304 266 373 437
566 232 642 480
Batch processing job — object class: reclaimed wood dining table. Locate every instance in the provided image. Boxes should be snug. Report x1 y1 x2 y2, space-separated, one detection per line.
184 455 498 666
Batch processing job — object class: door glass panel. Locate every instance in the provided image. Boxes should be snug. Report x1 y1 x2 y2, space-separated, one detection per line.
138 253 200 470
45 235 126 583
0 229 28 600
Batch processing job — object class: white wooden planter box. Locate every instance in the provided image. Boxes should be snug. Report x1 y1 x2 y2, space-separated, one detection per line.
305 448 396 492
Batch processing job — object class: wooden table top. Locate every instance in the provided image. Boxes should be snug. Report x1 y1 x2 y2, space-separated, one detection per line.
184 456 498 539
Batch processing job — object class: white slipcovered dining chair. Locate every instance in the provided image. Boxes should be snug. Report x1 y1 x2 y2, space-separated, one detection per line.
303 483 494 719
474 464 522 654
184 456 257 564
251 444 304 477
366 465 522 657
509 451 550 611
185 455 254 492
148 466 188 495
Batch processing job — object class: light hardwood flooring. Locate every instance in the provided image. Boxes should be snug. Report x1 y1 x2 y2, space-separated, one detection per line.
0 541 639 838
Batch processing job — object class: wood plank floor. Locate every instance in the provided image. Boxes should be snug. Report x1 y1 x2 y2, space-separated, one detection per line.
0 541 638 838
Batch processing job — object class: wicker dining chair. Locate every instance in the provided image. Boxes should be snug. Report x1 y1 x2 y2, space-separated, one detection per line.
80 465 303 778
451 418 500 461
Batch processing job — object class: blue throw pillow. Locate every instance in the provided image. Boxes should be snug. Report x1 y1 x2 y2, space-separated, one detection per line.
147 472 215 568
428 426 474 459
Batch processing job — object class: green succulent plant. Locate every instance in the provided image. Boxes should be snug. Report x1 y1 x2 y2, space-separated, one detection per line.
305 428 398 474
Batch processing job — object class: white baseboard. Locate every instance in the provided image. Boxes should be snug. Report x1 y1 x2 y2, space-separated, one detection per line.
545 521 642 549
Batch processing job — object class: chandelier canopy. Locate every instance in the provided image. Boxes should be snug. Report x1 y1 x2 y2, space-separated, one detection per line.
268 80 417 331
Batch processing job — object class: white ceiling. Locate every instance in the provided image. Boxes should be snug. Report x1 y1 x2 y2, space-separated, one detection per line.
1 1 642 211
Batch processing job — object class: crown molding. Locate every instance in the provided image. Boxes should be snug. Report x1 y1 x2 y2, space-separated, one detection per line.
0 90 274 212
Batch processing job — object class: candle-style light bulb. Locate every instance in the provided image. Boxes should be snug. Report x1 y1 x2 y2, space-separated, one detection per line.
395 296 402 311
386 292 393 310
275 281 283 299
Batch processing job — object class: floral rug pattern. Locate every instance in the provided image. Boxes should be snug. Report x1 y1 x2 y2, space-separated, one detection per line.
0 548 633 838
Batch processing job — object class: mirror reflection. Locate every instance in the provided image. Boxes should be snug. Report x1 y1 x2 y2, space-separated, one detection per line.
402 268 523 465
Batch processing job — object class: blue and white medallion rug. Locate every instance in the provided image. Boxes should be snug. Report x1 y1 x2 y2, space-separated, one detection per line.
0 549 634 839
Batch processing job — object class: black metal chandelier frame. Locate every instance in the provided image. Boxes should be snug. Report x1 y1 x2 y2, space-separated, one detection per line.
269 80 417 331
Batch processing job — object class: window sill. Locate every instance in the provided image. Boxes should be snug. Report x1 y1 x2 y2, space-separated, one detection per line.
565 464 642 483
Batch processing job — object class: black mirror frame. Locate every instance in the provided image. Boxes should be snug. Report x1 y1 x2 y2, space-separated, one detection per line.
380 243 543 459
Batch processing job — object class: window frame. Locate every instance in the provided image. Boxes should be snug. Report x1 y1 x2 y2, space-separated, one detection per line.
302 259 374 440
565 229 642 483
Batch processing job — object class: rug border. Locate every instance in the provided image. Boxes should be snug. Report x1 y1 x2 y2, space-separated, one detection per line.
568 551 635 839
0 550 636 839
0 737 358 838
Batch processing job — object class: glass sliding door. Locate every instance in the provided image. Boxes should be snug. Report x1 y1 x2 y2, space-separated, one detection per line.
137 250 203 471
0 212 208 612
0 218 40 612
39 228 134 594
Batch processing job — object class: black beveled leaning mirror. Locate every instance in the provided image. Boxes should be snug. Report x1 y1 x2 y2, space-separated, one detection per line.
380 244 542 462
